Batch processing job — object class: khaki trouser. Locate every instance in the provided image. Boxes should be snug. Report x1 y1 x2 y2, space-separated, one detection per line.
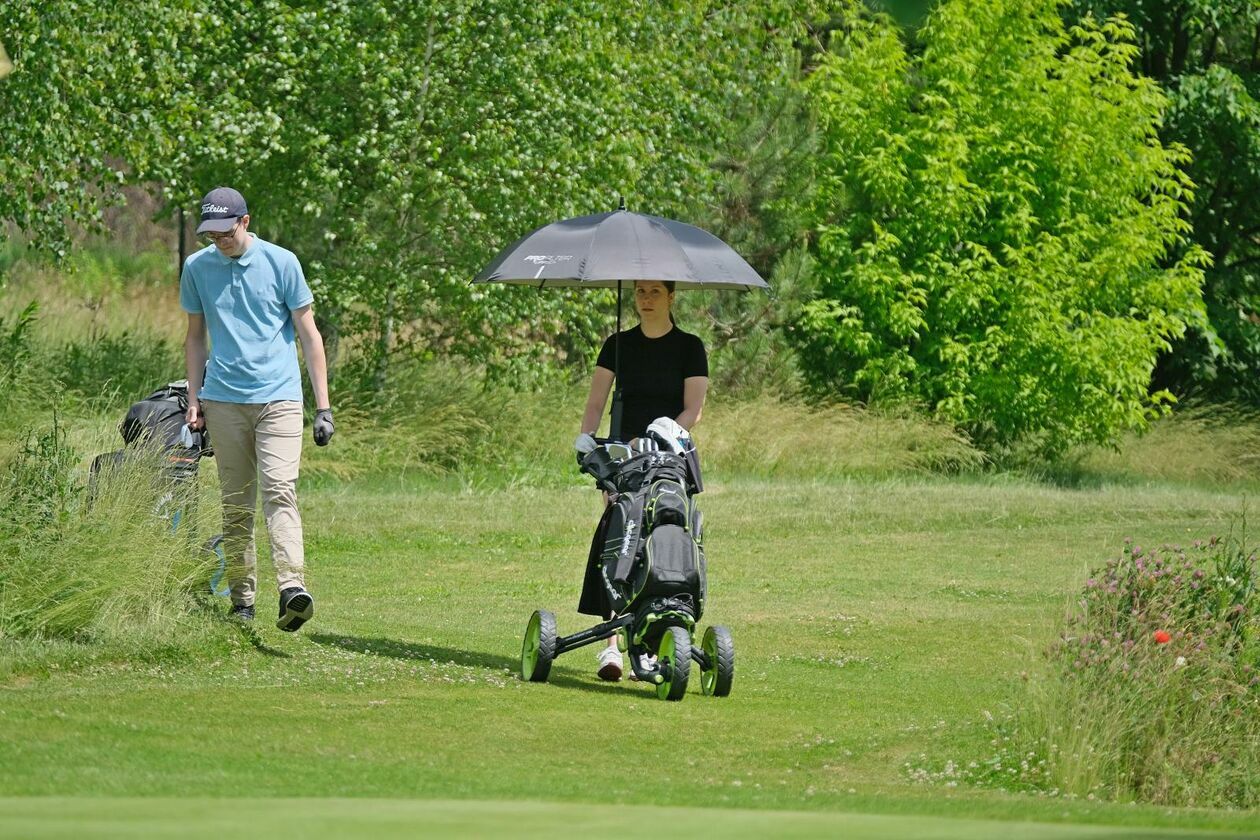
201 400 305 606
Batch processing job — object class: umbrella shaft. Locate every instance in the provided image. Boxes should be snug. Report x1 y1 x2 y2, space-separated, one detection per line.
611 279 623 441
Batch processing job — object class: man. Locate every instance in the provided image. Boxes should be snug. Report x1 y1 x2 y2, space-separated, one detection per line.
181 186 334 632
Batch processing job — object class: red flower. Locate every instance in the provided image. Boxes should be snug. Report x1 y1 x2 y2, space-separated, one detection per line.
1153 630 1172 644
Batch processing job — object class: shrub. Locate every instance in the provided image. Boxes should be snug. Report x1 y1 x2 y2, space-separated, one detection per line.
1038 537 1258 807
908 536 1258 807
795 0 1208 456
918 536 1260 808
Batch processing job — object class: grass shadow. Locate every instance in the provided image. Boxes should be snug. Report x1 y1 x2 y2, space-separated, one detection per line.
235 623 291 659
308 632 631 696
309 632 517 671
1018 460 1116 491
193 594 290 659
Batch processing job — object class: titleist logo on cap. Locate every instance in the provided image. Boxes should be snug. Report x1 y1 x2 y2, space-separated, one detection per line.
196 187 248 235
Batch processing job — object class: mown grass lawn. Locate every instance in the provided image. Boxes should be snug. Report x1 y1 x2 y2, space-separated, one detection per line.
2 472 1259 837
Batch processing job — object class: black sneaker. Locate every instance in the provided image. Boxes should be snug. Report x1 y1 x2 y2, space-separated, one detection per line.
230 603 255 621
276 587 314 632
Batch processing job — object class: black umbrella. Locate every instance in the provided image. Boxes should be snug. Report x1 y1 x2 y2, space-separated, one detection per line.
472 201 768 439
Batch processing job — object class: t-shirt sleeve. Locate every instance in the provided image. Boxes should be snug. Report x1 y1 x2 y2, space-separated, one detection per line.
684 334 708 378
595 334 617 372
179 262 202 314
284 255 315 310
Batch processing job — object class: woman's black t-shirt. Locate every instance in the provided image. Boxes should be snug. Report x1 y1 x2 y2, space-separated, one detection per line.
596 325 708 441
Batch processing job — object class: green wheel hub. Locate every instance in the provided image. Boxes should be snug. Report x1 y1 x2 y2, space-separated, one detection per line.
700 625 734 697
655 625 691 701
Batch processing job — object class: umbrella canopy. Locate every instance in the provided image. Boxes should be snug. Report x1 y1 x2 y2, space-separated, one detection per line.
472 208 768 290
472 205 767 441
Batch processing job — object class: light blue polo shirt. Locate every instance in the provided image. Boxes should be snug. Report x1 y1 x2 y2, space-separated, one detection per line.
179 235 313 404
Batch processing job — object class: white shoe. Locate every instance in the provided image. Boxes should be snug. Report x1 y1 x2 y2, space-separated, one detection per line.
596 646 623 681
628 653 657 682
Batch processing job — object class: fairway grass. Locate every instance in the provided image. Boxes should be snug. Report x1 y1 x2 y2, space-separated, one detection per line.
0 796 1248 839
3 474 1259 836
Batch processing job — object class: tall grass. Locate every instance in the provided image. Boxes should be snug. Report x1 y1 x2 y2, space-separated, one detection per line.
1043 407 1260 488
0 241 184 340
303 355 500 482
0 419 229 673
0 291 182 418
0 301 40 432
304 360 988 486
699 398 986 477
55 330 182 406
1043 537 1257 807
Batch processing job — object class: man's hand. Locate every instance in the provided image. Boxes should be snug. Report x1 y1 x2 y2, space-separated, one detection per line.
313 408 334 446
186 400 205 431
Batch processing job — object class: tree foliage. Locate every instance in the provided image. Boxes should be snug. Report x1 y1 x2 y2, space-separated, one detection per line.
0 1 197 258
793 0 1208 454
1071 0 1260 403
1164 64 1260 400
0 1 821 385
1 0 1233 445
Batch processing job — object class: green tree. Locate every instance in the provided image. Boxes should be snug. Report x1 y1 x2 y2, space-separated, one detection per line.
0 1 197 259
84 1 826 385
0 2 841 390
1071 0 1260 403
681 65 821 397
794 0 1208 455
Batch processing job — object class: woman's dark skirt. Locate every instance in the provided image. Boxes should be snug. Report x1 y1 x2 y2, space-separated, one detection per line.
577 503 617 617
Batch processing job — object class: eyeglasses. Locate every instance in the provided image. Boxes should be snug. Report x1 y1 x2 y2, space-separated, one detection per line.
203 220 240 243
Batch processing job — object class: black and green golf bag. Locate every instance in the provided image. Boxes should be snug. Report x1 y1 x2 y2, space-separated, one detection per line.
581 446 706 646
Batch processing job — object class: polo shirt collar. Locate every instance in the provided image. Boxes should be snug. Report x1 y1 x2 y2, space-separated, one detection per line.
210 234 259 267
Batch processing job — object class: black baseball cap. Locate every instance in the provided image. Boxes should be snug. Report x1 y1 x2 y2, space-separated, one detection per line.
196 187 248 234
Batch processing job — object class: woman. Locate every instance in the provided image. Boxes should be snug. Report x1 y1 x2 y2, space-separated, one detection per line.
576 279 709 681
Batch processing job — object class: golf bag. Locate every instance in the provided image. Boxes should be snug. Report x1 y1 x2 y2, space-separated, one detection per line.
90 380 210 491
583 446 707 622
88 380 227 595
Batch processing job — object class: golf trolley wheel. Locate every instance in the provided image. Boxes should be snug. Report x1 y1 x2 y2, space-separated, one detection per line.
700 625 735 697
520 610 557 683
655 626 691 701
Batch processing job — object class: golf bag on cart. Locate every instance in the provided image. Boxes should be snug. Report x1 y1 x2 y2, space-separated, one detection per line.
517 417 734 702
584 438 707 651
88 380 227 595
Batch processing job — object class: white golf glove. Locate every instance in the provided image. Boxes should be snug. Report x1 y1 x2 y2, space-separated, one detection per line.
574 432 598 455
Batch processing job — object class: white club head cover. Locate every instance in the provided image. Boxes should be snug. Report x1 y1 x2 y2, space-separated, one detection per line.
646 417 690 454
574 432 598 455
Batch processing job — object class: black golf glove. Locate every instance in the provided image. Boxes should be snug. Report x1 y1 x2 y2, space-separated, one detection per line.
313 408 334 446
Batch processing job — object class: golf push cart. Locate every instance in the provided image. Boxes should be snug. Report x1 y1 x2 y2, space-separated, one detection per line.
519 421 734 701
